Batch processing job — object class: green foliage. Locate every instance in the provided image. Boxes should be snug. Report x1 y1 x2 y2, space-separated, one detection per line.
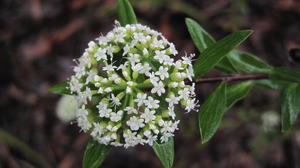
199 82 227 143
228 50 272 73
185 18 238 73
118 0 137 26
152 137 174 168
83 139 112 168
185 18 214 52
49 1 300 167
191 28 252 77
185 18 275 75
254 79 287 90
48 81 71 95
270 67 300 83
280 83 300 131
185 18 239 74
0 129 52 168
227 81 253 109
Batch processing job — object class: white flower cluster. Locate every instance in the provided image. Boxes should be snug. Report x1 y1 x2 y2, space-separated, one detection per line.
69 22 197 148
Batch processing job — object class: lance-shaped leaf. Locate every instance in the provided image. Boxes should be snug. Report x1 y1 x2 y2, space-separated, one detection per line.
227 81 253 109
83 139 112 168
49 81 71 95
199 82 227 143
193 30 253 77
185 18 238 73
228 50 272 73
254 79 288 90
118 0 137 26
152 137 174 168
280 83 300 131
270 67 300 83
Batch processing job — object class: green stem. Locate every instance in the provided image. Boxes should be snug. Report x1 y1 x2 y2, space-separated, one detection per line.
0 129 52 168
136 80 153 89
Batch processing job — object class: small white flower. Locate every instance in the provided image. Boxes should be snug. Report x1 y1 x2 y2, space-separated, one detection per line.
103 64 116 72
124 130 139 148
135 93 147 107
97 36 108 45
77 87 92 104
95 48 107 61
124 107 138 114
178 88 190 100
174 60 183 70
151 81 165 96
140 63 152 75
128 53 140 64
127 116 145 131
151 38 164 49
160 132 173 143
115 32 126 43
109 74 121 84
110 110 123 122
123 44 132 56
166 94 180 105
77 115 92 132
149 72 160 84
186 66 194 81
163 56 174 66
168 106 176 119
105 87 112 93
155 66 169 80
73 64 85 78
168 43 178 55
185 98 197 113
132 63 143 73
69 76 82 93
154 50 167 64
141 108 156 123
182 55 193 66
111 94 121 106
99 108 112 118
147 135 158 146
143 48 149 56
91 123 105 137
106 44 115 57
85 71 97 84
145 96 160 109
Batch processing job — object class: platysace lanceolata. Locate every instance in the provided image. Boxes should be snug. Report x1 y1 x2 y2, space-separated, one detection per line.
69 22 198 148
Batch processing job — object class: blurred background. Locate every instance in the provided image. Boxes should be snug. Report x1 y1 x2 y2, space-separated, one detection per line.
1 0 300 167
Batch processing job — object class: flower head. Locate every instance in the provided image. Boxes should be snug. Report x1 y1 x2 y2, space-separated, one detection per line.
70 22 197 148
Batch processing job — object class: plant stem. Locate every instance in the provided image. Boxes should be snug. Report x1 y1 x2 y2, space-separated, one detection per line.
0 129 52 168
195 74 268 83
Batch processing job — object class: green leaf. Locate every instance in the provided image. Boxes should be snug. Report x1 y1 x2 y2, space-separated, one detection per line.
216 58 239 74
48 81 71 95
185 18 215 52
281 83 300 131
227 81 253 109
185 18 238 73
199 82 227 143
193 30 253 77
0 129 52 168
254 79 288 90
270 67 300 83
228 50 272 73
83 139 112 168
117 0 137 26
152 137 174 168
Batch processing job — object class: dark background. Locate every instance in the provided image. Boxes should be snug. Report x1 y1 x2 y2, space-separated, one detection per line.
1 0 300 167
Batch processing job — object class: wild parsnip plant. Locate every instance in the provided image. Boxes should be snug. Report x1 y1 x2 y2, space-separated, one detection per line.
49 0 300 167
